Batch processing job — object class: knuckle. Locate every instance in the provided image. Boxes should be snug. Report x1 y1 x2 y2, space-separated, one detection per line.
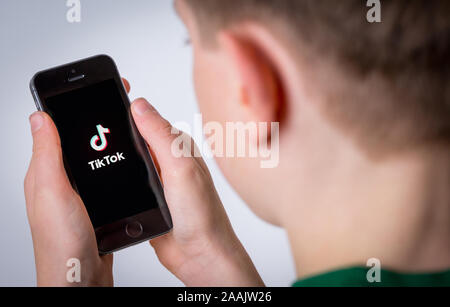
139 110 173 137
169 158 206 182
24 170 32 193
32 141 48 156
32 144 62 167
32 134 61 156
154 118 174 139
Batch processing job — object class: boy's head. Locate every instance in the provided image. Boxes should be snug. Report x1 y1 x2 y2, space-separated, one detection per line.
176 0 450 224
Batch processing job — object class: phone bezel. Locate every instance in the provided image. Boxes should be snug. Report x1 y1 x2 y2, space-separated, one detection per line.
30 55 173 254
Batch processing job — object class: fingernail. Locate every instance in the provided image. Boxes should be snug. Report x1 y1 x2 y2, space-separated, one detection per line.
29 112 44 133
132 98 155 116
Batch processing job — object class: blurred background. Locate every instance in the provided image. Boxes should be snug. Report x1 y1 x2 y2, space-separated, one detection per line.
0 0 295 286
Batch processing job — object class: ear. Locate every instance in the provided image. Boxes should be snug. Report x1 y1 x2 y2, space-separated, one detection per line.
218 31 283 139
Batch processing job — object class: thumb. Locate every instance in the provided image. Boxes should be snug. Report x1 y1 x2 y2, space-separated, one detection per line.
27 112 71 194
130 98 199 174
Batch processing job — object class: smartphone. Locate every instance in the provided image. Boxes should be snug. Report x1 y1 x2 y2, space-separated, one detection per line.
30 55 172 254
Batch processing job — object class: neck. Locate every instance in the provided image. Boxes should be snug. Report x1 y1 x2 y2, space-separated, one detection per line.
283 145 450 279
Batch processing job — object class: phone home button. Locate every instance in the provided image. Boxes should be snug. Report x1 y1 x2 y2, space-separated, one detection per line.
125 221 143 238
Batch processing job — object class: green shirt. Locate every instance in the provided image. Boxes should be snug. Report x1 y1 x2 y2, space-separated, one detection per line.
293 267 450 287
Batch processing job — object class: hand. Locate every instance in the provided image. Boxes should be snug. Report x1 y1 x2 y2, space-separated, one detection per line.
24 79 130 286
24 112 113 287
25 78 263 287
130 95 264 286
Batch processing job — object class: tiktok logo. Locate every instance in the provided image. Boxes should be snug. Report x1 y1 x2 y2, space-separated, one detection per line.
88 124 126 170
90 124 110 151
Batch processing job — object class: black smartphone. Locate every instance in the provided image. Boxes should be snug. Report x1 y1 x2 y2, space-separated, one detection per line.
30 55 172 254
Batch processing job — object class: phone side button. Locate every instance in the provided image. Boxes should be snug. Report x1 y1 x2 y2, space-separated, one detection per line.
125 221 143 238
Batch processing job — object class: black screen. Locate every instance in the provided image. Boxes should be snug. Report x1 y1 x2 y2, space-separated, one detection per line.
46 79 158 228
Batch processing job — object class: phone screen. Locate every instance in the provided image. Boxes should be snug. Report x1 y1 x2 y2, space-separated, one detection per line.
45 79 158 228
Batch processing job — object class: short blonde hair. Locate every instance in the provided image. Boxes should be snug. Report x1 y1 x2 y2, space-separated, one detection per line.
186 0 450 153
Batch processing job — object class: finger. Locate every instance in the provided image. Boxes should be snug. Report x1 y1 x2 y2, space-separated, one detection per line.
131 98 188 171
28 112 71 192
122 78 130 94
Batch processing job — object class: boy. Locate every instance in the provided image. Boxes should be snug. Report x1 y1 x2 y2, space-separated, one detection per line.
25 0 449 286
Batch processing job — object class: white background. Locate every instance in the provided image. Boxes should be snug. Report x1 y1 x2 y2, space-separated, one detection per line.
0 0 295 286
